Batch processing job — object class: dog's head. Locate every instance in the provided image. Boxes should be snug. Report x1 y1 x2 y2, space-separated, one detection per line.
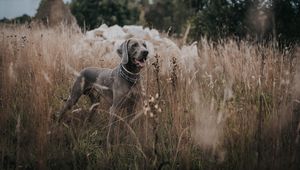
117 38 149 72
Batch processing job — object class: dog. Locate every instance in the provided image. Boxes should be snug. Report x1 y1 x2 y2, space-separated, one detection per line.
54 38 149 147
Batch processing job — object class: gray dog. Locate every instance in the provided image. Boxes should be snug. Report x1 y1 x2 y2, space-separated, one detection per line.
55 38 149 147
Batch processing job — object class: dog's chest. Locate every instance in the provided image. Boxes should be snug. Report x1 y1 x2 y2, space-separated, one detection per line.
127 85 141 99
117 83 141 106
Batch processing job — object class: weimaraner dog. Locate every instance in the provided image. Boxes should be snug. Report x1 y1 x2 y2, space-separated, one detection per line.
55 38 149 147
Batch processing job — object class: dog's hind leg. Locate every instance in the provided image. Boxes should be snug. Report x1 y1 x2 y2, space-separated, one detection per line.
55 76 85 122
86 90 100 121
87 90 98 104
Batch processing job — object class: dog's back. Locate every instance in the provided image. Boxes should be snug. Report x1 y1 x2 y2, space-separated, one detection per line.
80 67 115 91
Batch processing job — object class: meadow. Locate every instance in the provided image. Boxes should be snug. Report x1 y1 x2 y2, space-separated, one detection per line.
1 24 300 170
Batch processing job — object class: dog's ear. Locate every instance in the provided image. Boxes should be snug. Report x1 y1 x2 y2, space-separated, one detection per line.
117 39 130 64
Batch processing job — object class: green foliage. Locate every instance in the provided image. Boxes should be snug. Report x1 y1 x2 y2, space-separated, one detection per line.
144 1 175 32
70 0 140 29
144 0 198 35
189 0 247 40
188 0 300 43
144 0 187 34
141 0 300 43
272 0 300 43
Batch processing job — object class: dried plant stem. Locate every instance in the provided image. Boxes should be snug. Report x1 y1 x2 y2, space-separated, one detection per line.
16 114 21 170
152 54 161 96
108 112 146 159
257 48 265 170
172 127 190 168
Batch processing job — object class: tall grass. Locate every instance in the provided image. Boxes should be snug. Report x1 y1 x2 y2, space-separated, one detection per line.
0 24 300 170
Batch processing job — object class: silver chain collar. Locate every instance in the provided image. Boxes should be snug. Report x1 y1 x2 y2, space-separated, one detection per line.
118 64 140 84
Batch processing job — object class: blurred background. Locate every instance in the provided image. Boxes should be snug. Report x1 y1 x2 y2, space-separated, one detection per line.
1 0 300 45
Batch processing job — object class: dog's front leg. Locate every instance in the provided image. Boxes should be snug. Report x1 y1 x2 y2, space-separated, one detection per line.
106 91 126 149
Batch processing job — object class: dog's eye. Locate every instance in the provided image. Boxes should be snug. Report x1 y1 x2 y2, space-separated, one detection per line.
132 43 138 48
142 43 147 48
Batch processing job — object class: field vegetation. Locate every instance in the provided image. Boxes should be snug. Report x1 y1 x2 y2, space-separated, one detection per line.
1 24 300 169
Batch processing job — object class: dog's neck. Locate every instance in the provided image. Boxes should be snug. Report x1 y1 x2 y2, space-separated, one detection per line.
124 61 141 73
118 64 140 85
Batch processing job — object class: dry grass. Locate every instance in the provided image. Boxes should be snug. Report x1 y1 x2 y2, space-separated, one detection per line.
0 24 300 170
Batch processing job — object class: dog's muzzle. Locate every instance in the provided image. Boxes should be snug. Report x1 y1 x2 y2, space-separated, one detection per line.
135 50 148 68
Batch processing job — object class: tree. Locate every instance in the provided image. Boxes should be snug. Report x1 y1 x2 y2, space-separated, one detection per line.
144 1 175 33
189 0 249 40
70 0 140 29
143 0 203 35
35 0 76 26
271 0 300 43
189 0 300 43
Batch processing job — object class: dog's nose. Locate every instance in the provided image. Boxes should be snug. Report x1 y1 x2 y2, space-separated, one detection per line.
141 50 149 57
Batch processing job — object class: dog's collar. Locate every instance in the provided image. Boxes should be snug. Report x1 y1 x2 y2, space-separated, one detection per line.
118 64 140 84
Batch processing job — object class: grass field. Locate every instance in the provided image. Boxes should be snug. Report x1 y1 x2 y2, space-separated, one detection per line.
1 24 300 170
